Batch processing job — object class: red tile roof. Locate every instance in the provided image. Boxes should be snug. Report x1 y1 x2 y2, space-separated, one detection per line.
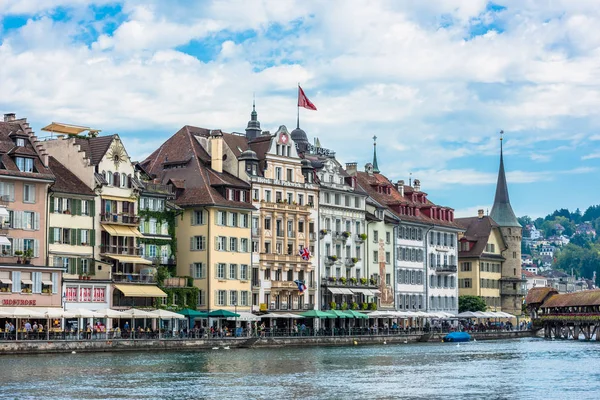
455 216 506 259
48 156 95 196
541 289 600 308
74 135 115 166
525 287 558 305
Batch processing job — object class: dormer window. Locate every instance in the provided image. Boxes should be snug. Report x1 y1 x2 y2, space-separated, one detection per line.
15 157 34 172
16 138 25 147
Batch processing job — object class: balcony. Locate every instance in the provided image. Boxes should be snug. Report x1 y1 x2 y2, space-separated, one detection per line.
144 182 174 195
287 231 296 239
322 276 380 288
0 195 9 207
261 253 310 263
435 264 457 274
354 234 366 244
309 232 316 241
142 255 175 265
112 273 155 284
100 245 141 256
345 257 359 267
260 201 311 213
100 213 140 226
333 231 351 242
252 228 261 237
271 280 299 289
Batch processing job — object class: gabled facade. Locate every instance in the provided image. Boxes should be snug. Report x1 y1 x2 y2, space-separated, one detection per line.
0 113 54 266
141 125 254 315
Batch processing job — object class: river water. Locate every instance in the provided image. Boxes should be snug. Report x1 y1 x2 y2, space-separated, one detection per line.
1 338 599 399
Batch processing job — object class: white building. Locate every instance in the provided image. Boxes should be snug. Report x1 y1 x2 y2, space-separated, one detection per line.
427 226 461 313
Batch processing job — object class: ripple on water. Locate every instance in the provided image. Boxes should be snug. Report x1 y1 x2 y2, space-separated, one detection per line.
2 339 600 399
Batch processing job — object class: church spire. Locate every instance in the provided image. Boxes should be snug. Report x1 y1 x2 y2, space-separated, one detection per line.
245 96 261 141
490 130 521 227
372 135 380 173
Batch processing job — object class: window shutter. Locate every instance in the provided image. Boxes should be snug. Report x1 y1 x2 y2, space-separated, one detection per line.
77 229 82 245
74 199 81 216
190 211 194 225
190 237 194 251
33 271 41 293
190 264 194 278
127 175 132 188
70 230 77 246
49 196 54 212
33 239 39 258
52 272 58 294
90 199 95 215
31 186 36 203
15 211 22 229
34 212 40 230
8 183 14 202
12 271 21 293
90 230 95 246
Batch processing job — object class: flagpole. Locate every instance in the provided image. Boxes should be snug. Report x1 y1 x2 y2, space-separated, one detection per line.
297 83 300 129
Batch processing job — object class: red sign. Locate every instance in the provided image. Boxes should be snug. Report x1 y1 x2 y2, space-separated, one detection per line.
93 287 106 302
2 299 37 306
66 287 77 302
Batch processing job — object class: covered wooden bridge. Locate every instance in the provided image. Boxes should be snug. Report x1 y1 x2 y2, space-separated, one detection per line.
526 287 600 340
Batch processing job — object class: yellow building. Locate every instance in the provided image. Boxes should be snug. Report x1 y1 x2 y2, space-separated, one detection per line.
141 127 254 314
456 211 504 310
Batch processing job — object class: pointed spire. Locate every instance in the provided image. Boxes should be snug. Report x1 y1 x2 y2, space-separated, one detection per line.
490 130 521 227
245 96 261 141
372 135 380 173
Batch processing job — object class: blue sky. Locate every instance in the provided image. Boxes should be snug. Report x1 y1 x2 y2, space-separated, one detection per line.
1 0 599 219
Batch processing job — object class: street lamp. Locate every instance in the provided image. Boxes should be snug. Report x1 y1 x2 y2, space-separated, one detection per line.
232 299 238 337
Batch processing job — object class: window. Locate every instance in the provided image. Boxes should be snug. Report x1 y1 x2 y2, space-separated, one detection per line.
265 190 272 202
148 245 157 258
240 213 249 228
275 167 282 180
264 218 271 230
217 290 226 306
217 211 226 225
192 263 206 279
385 252 391 264
308 195 314 206
334 194 340 205
192 210 205 225
191 236 205 251
16 138 25 147
230 291 238 306
121 173 127 188
0 181 15 202
198 290 205 306
149 219 157 234
298 194 304 206
217 236 226 251
240 291 249 306
229 264 237 279
217 263 226 279
15 157 34 172
229 237 238 252
23 184 35 203
373 251 378 263
240 238 249 252
345 196 350 207
229 212 238 227
80 229 88 245
386 232 390 244
286 168 293 182
287 193 293 204
240 264 248 280
81 200 89 215
23 211 34 230
373 231 379 242
461 262 472 272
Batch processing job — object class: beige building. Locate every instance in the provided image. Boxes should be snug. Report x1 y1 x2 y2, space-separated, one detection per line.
140 126 254 314
456 211 504 310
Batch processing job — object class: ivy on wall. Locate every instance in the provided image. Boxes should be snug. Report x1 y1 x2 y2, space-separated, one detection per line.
137 208 178 257
154 267 198 310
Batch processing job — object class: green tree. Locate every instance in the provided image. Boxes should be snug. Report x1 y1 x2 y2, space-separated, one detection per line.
458 295 487 313
518 215 532 227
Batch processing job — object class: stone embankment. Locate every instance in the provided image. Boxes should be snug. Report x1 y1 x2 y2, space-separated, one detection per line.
0 330 536 355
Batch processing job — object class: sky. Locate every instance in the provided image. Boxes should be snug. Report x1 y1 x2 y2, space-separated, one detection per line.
1 0 600 219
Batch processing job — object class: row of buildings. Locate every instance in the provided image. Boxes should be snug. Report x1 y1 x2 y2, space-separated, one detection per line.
0 108 525 321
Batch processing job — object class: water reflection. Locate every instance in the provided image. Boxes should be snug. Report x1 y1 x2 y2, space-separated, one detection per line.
2 339 600 399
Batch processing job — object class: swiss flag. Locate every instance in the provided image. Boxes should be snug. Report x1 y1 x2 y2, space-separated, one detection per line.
298 86 317 110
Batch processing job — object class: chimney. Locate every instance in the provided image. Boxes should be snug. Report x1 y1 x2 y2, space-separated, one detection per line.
478 209 484 219
413 179 420 192
345 162 357 176
210 129 224 173
396 180 404 197
4 113 16 122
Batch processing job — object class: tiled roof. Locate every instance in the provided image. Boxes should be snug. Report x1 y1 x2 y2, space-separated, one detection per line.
525 287 558 305
48 156 95 196
455 216 505 259
74 135 115 166
541 289 600 308
0 119 54 181
354 171 461 229
141 125 253 210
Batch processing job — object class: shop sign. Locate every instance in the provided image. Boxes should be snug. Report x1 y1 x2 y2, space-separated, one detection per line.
2 299 37 306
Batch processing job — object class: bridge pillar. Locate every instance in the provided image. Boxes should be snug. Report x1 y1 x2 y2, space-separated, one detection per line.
573 325 579 340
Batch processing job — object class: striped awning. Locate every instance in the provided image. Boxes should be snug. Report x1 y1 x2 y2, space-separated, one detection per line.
103 224 143 238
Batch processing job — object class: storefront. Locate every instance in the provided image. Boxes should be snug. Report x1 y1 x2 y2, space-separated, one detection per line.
0 264 63 308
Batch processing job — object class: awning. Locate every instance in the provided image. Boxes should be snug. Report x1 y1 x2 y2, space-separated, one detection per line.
21 279 33 285
114 284 167 298
0 236 11 246
102 195 135 202
0 278 12 284
107 255 153 265
351 288 370 295
103 224 143 238
42 280 54 285
0 207 9 218
370 289 381 295
328 288 343 294
338 288 354 295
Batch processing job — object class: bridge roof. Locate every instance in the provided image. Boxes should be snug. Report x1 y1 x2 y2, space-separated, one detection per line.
541 289 600 308
525 287 558 305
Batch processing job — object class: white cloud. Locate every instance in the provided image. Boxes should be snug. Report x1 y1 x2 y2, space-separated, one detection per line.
582 152 600 160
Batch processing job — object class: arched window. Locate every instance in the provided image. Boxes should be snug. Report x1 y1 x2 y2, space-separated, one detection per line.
121 173 127 188
106 171 113 185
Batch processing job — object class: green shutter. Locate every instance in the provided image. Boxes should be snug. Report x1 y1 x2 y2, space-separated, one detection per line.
90 230 95 246
49 197 54 213
70 229 77 246
77 229 82 245
90 200 95 216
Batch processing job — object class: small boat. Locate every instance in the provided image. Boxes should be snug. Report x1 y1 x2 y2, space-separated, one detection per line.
443 332 471 343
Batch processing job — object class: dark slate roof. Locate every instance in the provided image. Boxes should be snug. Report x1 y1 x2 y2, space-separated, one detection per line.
490 147 521 228
455 216 506 259
141 125 254 210
48 156 95 196
0 119 54 181
74 135 115 166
